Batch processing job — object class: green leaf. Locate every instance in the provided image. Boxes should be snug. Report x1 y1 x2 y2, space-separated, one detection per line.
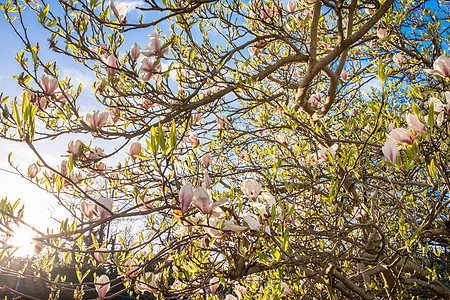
168 121 177 150
67 154 74 175
410 226 422 244
150 126 158 154
12 100 21 127
428 160 438 179
427 102 435 127
47 19 57 27
22 90 30 121
134 154 150 161
399 218 406 239
158 124 166 153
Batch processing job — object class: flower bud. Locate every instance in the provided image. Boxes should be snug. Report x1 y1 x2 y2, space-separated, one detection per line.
179 183 194 214
377 28 387 39
96 275 110 298
28 163 40 179
129 141 142 160
110 107 120 123
287 1 296 13
94 247 108 263
95 197 114 219
201 154 212 168
388 128 414 145
241 179 261 199
393 53 404 66
130 42 141 59
68 139 83 156
81 200 94 218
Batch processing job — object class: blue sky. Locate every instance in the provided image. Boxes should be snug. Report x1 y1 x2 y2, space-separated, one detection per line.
0 0 168 231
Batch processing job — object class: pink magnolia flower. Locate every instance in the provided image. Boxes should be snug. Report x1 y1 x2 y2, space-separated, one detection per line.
430 94 450 126
281 282 293 296
382 140 399 164
130 42 141 59
96 77 108 94
31 92 48 110
309 93 322 108
86 147 106 160
341 70 348 81
135 195 152 211
136 273 159 293
139 58 161 82
91 161 107 175
192 186 228 214
129 141 141 159
315 144 339 164
287 1 296 13
110 107 120 123
270 3 281 18
203 171 212 189
241 212 261 230
201 235 210 247
68 139 83 156
69 172 83 185
241 179 261 199
260 6 271 20
142 98 158 109
234 285 248 298
262 191 276 203
95 197 114 219
94 248 108 263
210 277 220 293
109 0 127 24
28 163 40 178
184 132 199 147
204 217 247 237
406 113 426 133
39 74 59 95
393 53 404 66
249 45 258 57
85 111 110 129
354 206 367 220
97 43 108 55
179 183 194 214
81 201 94 218
388 128 414 145
122 260 140 278
425 55 450 78
96 275 110 298
194 113 202 123
58 160 68 176
429 96 449 114
55 88 73 103
388 122 394 132
377 28 387 39
277 132 288 145
142 33 169 57
217 114 229 130
286 212 294 224
202 154 212 168
106 54 120 75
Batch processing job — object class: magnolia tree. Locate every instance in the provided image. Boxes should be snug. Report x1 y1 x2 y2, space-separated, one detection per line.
0 0 449 299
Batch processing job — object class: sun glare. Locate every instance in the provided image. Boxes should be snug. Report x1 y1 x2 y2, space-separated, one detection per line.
8 226 37 257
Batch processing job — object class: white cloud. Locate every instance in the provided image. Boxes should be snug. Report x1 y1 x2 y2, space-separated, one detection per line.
61 67 96 93
122 1 145 15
